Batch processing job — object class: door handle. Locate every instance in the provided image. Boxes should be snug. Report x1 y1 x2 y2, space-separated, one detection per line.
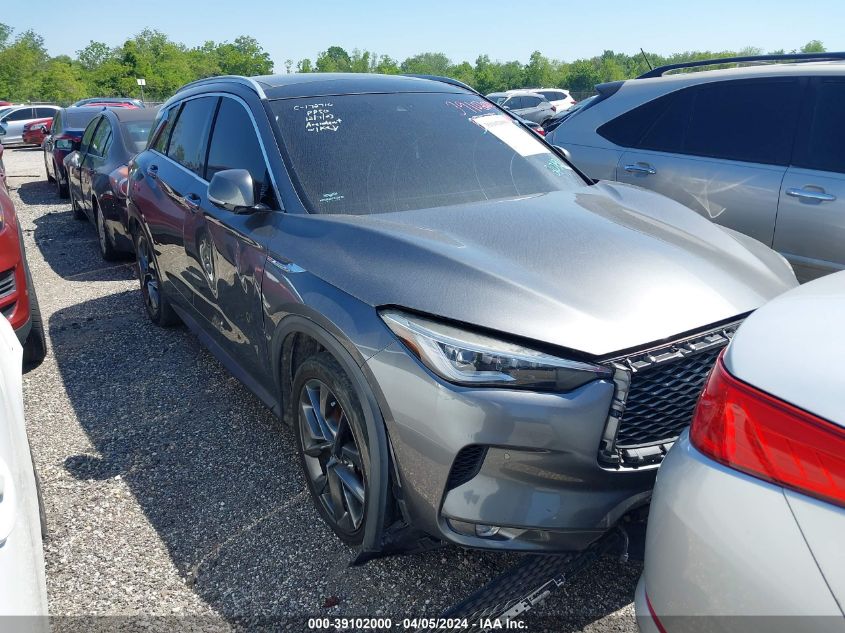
786 187 836 202
624 163 657 175
146 164 158 179
183 193 201 212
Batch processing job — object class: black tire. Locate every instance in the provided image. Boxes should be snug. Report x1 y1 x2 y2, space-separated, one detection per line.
134 229 179 327
22 268 47 371
293 352 371 545
95 202 119 261
69 184 85 220
55 162 69 199
45 154 54 183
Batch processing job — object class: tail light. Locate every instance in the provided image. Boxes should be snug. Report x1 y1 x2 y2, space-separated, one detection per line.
109 164 130 199
691 354 845 508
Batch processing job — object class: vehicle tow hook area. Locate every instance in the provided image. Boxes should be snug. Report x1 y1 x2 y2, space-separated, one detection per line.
418 526 634 632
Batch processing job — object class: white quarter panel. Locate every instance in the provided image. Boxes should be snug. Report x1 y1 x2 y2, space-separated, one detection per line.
643 435 843 627
724 270 845 427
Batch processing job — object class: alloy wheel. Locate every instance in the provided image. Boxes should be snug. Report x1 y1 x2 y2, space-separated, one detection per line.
298 379 366 535
136 235 161 316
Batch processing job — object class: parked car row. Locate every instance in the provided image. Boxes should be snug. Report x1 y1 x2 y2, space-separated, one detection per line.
486 87 577 125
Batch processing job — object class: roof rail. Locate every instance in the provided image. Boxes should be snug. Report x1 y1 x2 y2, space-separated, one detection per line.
176 75 267 98
401 74 479 95
638 51 845 79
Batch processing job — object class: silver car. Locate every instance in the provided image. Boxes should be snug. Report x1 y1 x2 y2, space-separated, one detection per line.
128 73 797 556
0 105 60 146
547 53 845 282
0 316 48 625
486 90 555 124
637 270 845 633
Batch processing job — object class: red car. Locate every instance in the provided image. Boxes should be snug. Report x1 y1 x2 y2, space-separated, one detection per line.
21 118 52 146
0 148 46 369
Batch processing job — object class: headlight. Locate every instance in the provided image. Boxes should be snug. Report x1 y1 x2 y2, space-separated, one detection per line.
380 309 612 391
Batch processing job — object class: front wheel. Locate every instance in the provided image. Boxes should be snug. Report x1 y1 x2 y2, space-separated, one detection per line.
293 353 371 545
69 184 85 220
134 230 179 327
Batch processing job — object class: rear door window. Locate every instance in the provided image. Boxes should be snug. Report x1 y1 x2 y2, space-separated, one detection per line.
80 118 100 153
35 107 56 118
151 106 177 154
684 78 801 165
166 96 218 177
600 78 802 165
791 78 845 174
6 107 33 121
89 120 112 156
523 96 542 107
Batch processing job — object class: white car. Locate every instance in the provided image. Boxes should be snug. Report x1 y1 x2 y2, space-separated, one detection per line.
0 316 48 625
0 105 60 146
525 88 576 111
637 270 845 633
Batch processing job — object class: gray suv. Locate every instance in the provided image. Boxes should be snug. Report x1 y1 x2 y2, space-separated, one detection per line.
127 73 796 558
547 53 845 282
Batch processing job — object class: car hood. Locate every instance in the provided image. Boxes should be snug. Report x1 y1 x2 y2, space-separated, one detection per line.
274 182 797 356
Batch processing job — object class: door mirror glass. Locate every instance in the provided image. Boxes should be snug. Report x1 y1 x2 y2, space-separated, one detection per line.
208 169 256 212
55 138 79 151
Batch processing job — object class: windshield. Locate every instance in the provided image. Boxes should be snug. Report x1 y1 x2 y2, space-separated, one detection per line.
271 92 583 215
121 120 154 153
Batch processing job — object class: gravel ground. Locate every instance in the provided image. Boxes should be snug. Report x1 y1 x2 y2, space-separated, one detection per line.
5 146 640 632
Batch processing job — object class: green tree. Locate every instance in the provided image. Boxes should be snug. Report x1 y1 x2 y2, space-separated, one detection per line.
316 46 351 72
524 51 552 87
77 41 112 71
800 40 826 53
215 36 273 75
401 52 451 76
39 56 87 103
0 28 49 101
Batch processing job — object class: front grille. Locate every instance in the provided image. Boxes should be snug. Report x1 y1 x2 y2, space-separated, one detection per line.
0 269 15 300
598 321 742 468
446 445 488 490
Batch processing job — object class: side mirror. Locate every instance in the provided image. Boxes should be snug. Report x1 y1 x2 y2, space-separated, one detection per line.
55 138 80 151
208 169 256 213
553 145 572 161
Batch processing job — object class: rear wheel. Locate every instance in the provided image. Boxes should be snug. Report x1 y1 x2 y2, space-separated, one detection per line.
95 202 119 261
45 154 54 183
54 162 68 199
293 353 370 545
134 230 178 326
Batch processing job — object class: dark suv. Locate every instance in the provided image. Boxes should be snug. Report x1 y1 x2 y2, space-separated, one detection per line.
127 73 795 558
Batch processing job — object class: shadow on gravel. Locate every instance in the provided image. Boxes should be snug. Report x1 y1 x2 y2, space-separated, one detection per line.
27 191 134 281
48 290 638 628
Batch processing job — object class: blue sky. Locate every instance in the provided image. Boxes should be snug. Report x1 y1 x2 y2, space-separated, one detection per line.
4 0 841 67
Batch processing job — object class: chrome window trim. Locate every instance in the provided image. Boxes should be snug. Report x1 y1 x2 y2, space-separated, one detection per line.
147 91 282 209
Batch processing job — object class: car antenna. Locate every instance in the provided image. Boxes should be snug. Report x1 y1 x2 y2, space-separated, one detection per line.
639 48 654 71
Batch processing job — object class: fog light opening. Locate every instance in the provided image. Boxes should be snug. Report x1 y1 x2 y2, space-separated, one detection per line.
475 524 500 538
